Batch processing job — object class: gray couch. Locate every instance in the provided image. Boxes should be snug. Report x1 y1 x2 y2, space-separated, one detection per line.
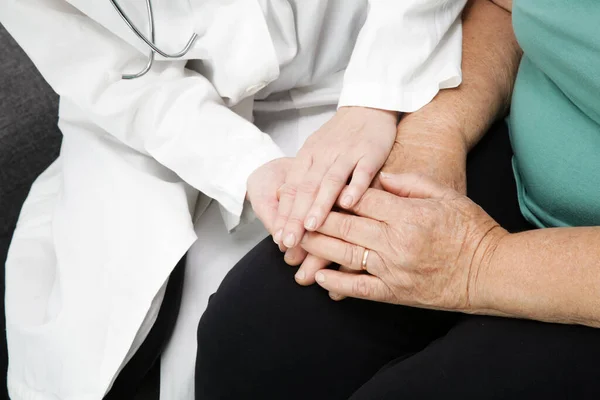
1 23 62 396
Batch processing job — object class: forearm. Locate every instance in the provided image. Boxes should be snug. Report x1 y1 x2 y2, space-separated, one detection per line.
474 228 600 328
398 0 522 151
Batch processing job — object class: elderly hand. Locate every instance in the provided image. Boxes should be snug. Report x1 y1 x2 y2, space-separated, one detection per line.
272 106 398 251
300 173 507 311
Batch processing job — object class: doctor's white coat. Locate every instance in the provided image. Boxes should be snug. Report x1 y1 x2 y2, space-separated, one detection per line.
0 0 466 398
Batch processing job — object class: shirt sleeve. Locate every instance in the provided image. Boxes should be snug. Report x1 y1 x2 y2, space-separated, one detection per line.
0 0 284 219
339 0 467 113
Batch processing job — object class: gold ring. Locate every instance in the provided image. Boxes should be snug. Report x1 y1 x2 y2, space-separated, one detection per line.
361 248 370 270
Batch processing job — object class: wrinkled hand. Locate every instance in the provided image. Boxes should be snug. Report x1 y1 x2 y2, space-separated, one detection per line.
300 173 507 311
272 107 398 252
372 114 467 194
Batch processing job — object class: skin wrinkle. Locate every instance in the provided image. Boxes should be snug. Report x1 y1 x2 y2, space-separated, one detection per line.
465 224 504 311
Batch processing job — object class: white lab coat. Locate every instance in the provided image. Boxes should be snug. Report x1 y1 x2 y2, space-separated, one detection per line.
0 0 466 398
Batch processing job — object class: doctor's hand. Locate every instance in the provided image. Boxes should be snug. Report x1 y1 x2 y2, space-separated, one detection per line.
272 106 398 251
247 157 293 234
301 173 506 311
247 157 328 278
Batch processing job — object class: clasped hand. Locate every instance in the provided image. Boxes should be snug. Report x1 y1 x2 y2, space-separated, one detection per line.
247 106 495 311
248 106 398 284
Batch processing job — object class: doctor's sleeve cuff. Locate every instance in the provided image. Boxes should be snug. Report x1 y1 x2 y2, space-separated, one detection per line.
215 135 285 231
339 0 466 113
338 68 461 113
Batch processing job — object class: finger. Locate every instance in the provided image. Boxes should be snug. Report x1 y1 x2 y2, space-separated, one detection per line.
272 182 295 247
294 254 330 286
335 188 401 222
284 246 308 267
370 176 384 190
315 269 391 302
272 158 313 246
304 157 355 232
301 232 383 273
329 265 357 301
281 162 330 248
339 157 380 209
251 195 279 234
379 172 453 199
316 211 384 252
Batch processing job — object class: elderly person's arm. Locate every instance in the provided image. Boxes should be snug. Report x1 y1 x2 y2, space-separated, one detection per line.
476 224 600 327
300 0 600 329
380 0 521 193
292 0 522 285
402 0 600 327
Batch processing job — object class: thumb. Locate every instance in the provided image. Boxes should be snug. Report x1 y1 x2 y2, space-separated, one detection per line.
378 172 452 199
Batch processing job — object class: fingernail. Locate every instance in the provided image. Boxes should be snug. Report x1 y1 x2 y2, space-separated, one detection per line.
274 229 283 244
295 270 306 281
305 216 317 231
341 195 353 208
283 233 296 248
380 172 392 179
315 272 325 283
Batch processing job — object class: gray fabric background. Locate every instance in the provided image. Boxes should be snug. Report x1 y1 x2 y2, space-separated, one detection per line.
0 23 62 396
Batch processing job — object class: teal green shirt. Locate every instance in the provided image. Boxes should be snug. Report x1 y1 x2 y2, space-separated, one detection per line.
510 0 600 227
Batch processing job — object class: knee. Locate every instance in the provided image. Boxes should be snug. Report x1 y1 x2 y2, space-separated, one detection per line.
195 237 318 396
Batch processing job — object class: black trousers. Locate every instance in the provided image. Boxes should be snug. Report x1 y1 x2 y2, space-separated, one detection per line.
195 122 600 399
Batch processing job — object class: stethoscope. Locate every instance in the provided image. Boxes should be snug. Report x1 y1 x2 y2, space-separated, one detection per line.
109 0 198 79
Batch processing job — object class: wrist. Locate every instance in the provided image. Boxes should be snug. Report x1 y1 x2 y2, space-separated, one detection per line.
338 105 400 124
398 109 468 155
386 114 468 193
467 224 510 313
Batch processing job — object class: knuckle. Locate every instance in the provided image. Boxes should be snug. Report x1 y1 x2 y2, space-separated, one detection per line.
275 212 290 225
285 215 306 229
297 180 320 196
353 277 371 297
297 152 315 169
342 244 355 267
322 172 347 188
338 217 354 241
279 184 297 199
356 163 378 180
274 213 290 227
